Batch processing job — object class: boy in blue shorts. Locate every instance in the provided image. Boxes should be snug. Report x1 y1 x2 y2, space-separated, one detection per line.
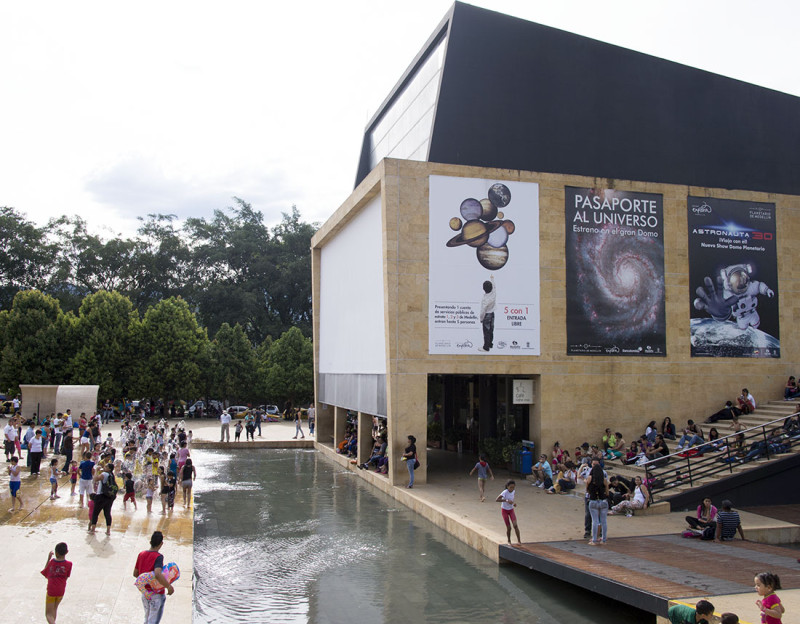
8 455 23 512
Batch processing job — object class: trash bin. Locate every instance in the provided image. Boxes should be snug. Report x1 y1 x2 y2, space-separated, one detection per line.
518 448 533 475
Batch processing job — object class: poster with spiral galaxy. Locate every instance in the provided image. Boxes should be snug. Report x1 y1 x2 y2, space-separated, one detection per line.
565 187 666 356
428 175 540 355
687 196 779 358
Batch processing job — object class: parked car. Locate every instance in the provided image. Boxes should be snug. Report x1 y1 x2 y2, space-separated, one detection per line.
227 405 250 419
262 405 280 416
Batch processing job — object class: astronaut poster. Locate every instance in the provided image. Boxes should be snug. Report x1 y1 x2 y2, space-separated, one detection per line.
688 196 779 358
428 175 540 355
565 187 666 356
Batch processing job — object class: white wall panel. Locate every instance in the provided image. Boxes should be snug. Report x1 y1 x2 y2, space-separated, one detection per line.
319 196 386 374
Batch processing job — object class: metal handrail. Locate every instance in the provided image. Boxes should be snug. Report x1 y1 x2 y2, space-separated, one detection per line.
642 411 799 500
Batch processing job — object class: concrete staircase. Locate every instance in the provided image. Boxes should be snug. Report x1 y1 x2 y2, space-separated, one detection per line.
606 400 799 505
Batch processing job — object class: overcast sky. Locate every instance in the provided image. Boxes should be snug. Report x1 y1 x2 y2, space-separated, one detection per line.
2 0 798 238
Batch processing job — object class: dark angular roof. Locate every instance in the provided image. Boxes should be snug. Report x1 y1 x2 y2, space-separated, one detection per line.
356 2 800 195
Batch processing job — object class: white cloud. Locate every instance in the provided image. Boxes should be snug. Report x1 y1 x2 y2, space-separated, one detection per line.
1 0 798 240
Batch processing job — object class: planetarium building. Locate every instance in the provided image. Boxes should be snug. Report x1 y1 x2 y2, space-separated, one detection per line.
311 2 800 487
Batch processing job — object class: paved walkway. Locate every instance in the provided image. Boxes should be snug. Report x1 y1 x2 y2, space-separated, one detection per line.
2 417 798 623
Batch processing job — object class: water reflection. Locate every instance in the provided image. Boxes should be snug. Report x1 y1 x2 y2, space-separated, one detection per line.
193 449 652 624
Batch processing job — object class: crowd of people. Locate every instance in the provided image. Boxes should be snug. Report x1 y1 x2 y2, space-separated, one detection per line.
4 406 192 624
4 409 196 524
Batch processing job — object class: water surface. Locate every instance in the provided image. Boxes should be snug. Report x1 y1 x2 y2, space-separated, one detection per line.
192 449 652 623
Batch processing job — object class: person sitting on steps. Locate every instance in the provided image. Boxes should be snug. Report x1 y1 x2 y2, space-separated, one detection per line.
677 420 704 451
608 475 632 506
737 388 755 414
705 401 741 424
604 433 626 460
532 454 553 489
609 475 649 517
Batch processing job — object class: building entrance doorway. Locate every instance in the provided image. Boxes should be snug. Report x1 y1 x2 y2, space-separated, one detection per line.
427 374 533 453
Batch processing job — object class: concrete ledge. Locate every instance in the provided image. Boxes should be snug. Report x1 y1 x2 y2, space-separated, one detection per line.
746 524 800 544
636 501 671 516
193 440 314 450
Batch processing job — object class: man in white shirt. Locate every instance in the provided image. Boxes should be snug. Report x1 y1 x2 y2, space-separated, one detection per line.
4 420 17 461
62 410 73 434
53 414 64 455
220 411 231 443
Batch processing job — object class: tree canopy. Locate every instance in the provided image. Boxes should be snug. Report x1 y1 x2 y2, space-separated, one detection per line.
0 201 318 344
0 290 313 406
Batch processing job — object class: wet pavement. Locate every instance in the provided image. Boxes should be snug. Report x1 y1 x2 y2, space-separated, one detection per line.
2 417 798 623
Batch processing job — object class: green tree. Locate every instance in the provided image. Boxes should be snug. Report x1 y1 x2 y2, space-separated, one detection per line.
132 297 209 401
265 206 317 337
47 216 140 312
185 198 274 343
0 290 72 393
185 200 317 343
259 326 313 407
0 207 56 309
129 214 193 312
209 323 258 403
67 290 139 399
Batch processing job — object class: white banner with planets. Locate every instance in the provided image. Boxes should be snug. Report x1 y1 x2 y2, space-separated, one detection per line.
428 175 540 355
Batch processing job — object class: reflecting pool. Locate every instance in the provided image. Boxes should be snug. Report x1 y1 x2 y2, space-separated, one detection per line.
192 449 653 623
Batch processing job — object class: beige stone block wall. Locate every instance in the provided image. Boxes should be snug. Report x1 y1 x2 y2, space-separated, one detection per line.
312 157 800 478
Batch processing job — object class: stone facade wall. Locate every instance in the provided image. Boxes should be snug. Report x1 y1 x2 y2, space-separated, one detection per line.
312 158 800 483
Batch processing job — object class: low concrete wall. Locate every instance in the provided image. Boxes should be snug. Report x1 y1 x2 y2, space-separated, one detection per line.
193 440 314 450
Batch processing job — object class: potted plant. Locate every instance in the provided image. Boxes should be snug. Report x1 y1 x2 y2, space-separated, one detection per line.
427 422 442 448
502 440 523 471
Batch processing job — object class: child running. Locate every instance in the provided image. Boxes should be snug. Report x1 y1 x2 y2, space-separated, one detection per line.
123 472 137 510
469 454 494 502
495 479 522 544
7 456 23 512
69 461 78 496
41 542 72 624
49 458 61 500
755 572 784 624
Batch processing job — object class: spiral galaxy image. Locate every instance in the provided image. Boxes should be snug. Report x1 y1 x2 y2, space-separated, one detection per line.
574 224 664 339
565 187 666 355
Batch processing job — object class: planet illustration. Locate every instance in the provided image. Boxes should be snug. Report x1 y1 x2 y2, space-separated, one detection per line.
690 318 780 357
488 183 511 208
445 183 516 268
477 244 508 270
460 198 482 220
446 219 504 248
486 225 509 248
479 198 498 222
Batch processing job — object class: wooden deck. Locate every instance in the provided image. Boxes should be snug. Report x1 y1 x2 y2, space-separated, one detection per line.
500 535 800 617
